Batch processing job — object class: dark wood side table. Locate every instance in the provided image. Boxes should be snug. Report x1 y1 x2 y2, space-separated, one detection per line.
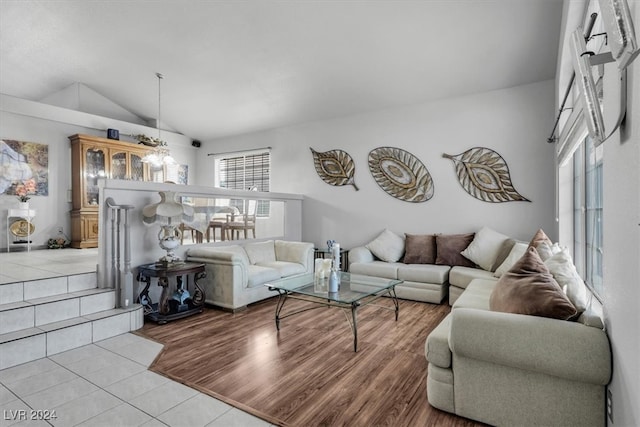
136 262 206 324
314 248 349 272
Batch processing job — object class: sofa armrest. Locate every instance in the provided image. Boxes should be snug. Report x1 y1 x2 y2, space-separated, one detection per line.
449 308 611 385
186 247 250 309
348 246 375 266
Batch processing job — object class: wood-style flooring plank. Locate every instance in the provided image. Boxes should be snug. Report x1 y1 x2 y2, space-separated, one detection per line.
139 296 487 427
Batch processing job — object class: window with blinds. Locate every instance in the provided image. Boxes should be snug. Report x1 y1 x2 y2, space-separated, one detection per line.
216 151 270 216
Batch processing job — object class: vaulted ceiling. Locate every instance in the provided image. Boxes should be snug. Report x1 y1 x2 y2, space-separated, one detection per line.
0 0 563 141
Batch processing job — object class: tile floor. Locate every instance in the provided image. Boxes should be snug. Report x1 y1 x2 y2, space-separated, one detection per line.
0 334 272 427
0 248 100 285
0 249 273 427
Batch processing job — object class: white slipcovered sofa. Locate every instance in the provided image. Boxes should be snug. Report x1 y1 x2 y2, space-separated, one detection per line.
186 240 314 310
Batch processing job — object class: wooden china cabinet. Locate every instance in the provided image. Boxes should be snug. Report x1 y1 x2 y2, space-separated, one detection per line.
69 134 152 248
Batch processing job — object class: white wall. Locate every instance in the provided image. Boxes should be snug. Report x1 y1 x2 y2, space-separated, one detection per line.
197 80 557 249
555 1 640 425
0 95 197 250
602 59 640 426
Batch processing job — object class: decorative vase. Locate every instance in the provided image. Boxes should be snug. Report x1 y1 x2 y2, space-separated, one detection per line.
158 225 181 263
19 202 29 210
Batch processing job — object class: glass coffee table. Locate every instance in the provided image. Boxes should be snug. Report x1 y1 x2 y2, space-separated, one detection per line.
266 272 402 352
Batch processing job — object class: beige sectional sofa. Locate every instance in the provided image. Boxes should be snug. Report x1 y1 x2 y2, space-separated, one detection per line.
426 278 611 426
349 227 612 426
186 240 314 310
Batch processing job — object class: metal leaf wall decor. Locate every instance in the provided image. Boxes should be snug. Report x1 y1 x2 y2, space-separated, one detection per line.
368 146 434 203
442 147 530 203
310 148 359 190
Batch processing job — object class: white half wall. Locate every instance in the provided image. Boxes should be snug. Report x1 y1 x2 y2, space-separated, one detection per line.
197 79 557 249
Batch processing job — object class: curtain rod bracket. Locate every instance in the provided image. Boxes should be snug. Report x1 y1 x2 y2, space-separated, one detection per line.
546 13 598 144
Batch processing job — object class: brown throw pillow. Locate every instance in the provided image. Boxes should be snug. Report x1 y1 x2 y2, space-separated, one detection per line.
529 228 552 248
435 233 476 267
403 234 436 264
489 246 577 320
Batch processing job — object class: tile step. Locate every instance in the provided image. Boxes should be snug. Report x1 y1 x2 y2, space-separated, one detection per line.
0 289 119 335
0 272 97 304
0 305 144 370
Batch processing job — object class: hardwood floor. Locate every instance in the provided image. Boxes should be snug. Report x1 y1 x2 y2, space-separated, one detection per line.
139 296 486 427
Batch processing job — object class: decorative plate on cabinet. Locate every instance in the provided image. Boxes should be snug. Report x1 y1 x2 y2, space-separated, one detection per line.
10 219 35 238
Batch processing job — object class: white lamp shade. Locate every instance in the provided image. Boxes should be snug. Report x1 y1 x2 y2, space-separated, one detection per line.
142 191 194 225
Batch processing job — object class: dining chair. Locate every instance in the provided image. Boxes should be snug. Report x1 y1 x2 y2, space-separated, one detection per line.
226 188 258 240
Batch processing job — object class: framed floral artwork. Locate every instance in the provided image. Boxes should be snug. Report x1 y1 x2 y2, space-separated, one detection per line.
0 139 49 198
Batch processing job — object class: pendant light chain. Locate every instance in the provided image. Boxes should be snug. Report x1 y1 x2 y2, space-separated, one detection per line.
156 72 163 142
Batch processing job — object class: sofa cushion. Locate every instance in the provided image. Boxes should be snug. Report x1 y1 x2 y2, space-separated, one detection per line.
247 264 281 288
449 266 497 289
349 261 399 280
493 242 528 278
257 261 306 278
435 233 476 268
244 240 276 265
452 279 497 311
460 227 510 271
403 233 436 264
425 313 452 368
489 246 577 320
365 229 405 262
397 264 450 284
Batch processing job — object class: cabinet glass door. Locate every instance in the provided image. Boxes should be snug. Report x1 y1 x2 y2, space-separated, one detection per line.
111 151 127 179
131 154 144 181
85 148 106 206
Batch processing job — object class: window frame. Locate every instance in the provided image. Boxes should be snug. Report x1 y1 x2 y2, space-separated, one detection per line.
572 135 604 300
213 149 271 217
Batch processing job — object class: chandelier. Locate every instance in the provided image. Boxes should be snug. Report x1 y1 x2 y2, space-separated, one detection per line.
142 73 176 167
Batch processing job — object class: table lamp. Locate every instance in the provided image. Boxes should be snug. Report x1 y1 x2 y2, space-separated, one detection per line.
142 190 194 265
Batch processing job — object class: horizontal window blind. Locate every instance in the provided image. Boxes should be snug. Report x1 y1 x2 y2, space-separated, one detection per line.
218 151 270 216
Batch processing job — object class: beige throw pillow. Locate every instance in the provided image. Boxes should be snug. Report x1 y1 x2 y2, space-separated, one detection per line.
365 229 405 262
490 246 577 320
493 242 528 277
460 226 510 271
